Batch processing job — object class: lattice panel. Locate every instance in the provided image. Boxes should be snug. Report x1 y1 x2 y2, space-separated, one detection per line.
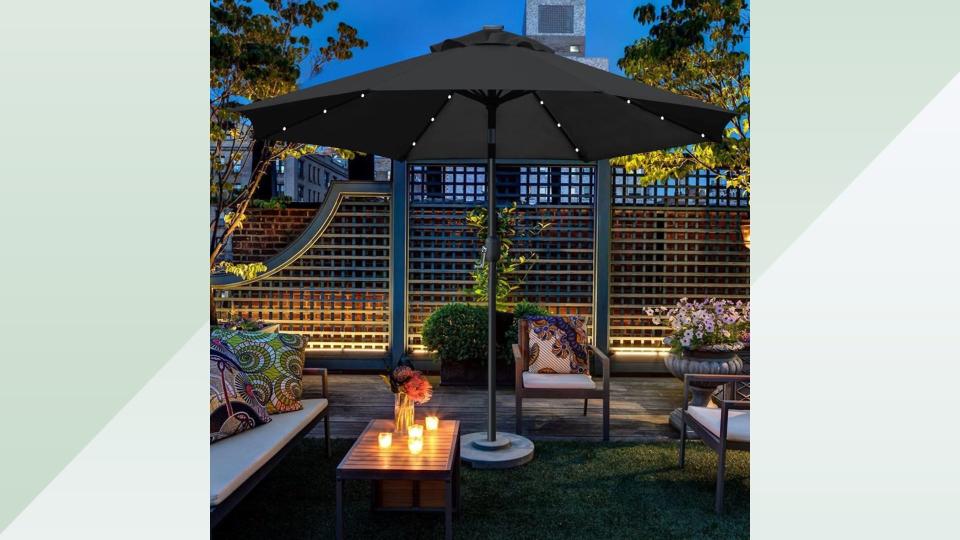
407 164 595 352
609 168 749 352
214 196 391 352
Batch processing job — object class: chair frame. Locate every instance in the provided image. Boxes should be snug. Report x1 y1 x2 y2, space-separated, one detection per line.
678 373 750 514
513 319 610 441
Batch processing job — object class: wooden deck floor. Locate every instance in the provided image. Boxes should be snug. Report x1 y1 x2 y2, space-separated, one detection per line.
303 373 684 442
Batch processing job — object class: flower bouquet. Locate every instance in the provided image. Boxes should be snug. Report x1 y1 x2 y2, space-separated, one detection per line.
645 298 749 354
382 366 433 433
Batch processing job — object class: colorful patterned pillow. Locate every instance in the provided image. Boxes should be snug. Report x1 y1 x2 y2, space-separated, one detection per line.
526 316 590 374
210 337 271 443
211 329 308 414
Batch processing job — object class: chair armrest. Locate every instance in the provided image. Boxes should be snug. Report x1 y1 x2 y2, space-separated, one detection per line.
719 400 749 442
683 374 748 409
513 344 524 389
303 367 329 399
588 345 611 392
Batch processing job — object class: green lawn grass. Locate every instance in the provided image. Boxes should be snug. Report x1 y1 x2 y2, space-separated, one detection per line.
213 438 748 539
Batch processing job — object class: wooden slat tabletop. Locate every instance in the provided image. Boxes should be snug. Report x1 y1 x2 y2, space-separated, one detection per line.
338 419 459 473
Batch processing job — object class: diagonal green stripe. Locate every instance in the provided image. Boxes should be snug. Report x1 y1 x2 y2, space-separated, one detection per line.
752 1 960 281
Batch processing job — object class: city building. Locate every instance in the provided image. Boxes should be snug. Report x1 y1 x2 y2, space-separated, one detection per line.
276 153 348 203
523 0 608 70
211 134 348 203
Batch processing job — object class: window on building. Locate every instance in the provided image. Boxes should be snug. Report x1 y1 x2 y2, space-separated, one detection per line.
569 44 581 53
275 159 285 175
297 159 304 179
233 160 242 174
538 4 574 34
297 185 304 200
324 171 330 187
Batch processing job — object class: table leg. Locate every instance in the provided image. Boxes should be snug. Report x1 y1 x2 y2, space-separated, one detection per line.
444 479 453 540
336 478 344 540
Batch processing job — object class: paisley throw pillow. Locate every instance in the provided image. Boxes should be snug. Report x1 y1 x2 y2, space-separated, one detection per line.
210 337 271 443
211 329 308 414
526 315 590 374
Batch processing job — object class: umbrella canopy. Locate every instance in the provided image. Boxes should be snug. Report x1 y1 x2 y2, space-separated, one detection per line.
237 26 732 162
236 26 734 452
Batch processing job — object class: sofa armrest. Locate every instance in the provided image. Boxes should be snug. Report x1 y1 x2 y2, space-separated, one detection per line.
303 367 329 399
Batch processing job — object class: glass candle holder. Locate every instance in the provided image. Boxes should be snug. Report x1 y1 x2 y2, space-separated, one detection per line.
378 432 392 449
408 436 423 454
407 424 424 439
425 416 439 431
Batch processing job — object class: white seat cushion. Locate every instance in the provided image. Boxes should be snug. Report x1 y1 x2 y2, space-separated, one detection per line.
210 398 327 506
686 406 750 442
522 372 596 390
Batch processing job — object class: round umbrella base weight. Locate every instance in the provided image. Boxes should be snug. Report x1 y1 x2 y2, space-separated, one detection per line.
460 432 534 469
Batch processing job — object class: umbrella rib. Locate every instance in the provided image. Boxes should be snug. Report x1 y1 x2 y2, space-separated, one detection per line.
626 99 713 141
531 91 584 161
398 91 456 161
262 91 367 140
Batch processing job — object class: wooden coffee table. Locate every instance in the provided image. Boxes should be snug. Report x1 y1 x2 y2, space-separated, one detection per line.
336 419 461 540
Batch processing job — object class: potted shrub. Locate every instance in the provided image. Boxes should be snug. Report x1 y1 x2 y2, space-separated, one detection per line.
647 298 750 409
421 303 486 386
422 301 550 386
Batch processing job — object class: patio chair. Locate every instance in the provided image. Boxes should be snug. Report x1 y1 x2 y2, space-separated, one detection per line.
678 374 750 514
513 317 610 441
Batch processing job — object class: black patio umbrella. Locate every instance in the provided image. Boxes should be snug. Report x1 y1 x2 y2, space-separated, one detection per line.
237 26 733 456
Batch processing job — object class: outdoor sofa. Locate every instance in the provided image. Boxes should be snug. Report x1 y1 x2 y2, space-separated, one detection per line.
210 368 331 527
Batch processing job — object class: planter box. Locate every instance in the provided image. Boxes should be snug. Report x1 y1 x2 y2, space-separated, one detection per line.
439 310 516 387
440 359 515 387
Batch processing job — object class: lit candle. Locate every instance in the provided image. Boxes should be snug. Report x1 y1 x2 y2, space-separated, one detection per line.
425 416 439 431
408 437 423 454
407 424 424 439
378 432 392 449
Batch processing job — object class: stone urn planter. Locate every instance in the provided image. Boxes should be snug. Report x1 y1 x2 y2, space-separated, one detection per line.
665 348 744 432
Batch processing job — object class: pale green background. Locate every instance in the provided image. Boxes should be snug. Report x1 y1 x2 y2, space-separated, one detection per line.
0 0 207 532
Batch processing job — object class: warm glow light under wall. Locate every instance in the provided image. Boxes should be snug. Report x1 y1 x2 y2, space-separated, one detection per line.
378 432 392 449
425 416 439 431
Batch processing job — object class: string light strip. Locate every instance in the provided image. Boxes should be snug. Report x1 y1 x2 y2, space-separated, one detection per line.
622 96 709 140
531 91 584 160
269 90 369 140
399 91 456 161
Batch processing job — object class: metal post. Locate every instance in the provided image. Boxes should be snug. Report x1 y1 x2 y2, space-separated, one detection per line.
485 97 499 442
390 160 408 367
594 160 611 356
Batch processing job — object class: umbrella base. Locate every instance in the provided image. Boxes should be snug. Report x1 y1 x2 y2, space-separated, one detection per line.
460 432 534 469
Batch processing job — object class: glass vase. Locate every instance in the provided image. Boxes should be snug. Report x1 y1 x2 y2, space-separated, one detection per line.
394 393 415 433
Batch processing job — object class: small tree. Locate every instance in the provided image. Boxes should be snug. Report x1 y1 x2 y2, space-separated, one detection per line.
465 203 550 305
210 0 366 323
615 0 749 191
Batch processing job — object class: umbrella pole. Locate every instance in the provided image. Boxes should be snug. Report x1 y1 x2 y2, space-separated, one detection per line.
461 93 533 468
485 99 499 442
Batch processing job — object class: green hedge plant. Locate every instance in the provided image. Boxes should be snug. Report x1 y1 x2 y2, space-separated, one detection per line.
421 303 487 365
421 301 551 365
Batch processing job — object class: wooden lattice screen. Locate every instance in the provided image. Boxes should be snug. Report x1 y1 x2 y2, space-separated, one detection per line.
214 195 392 353
406 164 595 353
608 168 750 353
